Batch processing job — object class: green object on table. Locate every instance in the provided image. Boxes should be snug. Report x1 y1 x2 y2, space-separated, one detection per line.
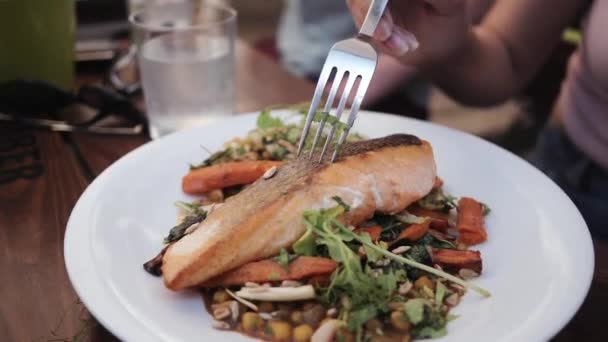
0 0 76 90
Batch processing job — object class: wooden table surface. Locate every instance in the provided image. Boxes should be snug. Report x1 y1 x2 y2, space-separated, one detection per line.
1 41 606 342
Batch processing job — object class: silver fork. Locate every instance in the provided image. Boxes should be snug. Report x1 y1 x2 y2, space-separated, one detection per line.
297 0 389 162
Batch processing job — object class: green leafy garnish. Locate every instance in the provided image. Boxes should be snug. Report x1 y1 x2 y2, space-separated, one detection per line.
164 202 207 243
359 233 384 263
417 190 457 213
481 202 492 216
293 230 316 256
304 199 491 298
405 298 449 339
311 111 347 133
416 326 448 339
300 202 404 331
298 198 490 333
435 282 447 305
405 298 427 324
274 248 295 271
257 110 285 129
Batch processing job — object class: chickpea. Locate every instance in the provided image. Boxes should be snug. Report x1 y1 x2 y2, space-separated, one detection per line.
291 310 304 324
293 324 314 342
258 302 275 313
268 320 292 341
302 304 326 326
390 311 411 332
212 289 230 303
414 276 435 291
242 312 263 333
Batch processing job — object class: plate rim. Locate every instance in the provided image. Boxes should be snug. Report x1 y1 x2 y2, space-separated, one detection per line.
64 110 595 341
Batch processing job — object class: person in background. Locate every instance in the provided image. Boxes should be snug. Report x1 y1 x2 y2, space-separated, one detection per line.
346 0 607 237
276 0 494 118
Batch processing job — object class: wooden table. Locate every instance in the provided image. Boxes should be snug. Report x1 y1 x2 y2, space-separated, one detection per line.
1 41 606 342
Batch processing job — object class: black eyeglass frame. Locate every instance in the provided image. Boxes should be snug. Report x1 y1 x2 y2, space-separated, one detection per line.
0 79 147 135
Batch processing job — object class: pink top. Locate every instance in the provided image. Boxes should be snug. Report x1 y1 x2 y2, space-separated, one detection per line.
559 0 608 170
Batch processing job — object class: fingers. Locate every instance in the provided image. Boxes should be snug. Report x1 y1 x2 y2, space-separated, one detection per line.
347 0 420 57
346 0 368 27
380 27 419 56
423 0 466 16
347 0 393 41
374 11 394 42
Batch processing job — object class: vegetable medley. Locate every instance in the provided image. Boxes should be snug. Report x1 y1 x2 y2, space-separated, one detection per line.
144 111 491 342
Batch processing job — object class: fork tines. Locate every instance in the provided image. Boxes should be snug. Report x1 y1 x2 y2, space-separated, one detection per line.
296 42 376 163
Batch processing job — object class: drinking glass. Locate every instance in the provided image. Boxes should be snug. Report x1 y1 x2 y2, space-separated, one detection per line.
130 0 236 139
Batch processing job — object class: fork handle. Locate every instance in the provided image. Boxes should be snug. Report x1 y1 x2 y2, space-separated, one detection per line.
359 0 390 38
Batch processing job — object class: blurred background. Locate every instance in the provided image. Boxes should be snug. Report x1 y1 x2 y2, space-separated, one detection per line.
68 0 576 155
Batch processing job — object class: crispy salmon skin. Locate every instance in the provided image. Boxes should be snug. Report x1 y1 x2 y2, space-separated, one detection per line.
162 134 437 290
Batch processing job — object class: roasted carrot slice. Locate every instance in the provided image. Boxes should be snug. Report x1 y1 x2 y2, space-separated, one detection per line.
407 204 450 230
182 160 283 194
393 220 431 243
431 248 482 273
202 256 337 287
456 197 487 245
355 225 383 241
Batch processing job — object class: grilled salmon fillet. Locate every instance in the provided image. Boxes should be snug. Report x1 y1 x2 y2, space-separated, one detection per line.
162 134 437 290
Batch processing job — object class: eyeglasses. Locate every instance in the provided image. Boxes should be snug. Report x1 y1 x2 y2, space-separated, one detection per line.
0 79 147 135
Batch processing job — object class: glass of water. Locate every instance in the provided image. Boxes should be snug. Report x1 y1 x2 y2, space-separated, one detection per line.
130 1 236 139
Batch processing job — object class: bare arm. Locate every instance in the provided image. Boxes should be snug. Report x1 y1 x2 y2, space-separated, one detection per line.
424 0 584 106
363 0 494 106
348 0 585 106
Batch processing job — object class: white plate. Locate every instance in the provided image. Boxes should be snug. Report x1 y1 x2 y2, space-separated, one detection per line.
65 111 594 342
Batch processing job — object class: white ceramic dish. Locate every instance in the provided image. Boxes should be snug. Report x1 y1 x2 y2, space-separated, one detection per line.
65 111 594 342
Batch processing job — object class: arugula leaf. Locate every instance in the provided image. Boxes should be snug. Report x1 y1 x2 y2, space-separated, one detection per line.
274 248 293 270
293 230 317 256
435 281 447 306
416 326 447 339
257 110 285 129
348 307 378 331
358 233 383 262
405 299 427 324
299 198 490 334
341 217 491 297
405 298 449 339
375 268 407 295
301 201 401 330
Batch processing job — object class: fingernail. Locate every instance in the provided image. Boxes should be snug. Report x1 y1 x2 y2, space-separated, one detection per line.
385 34 409 56
375 20 392 41
402 30 420 51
